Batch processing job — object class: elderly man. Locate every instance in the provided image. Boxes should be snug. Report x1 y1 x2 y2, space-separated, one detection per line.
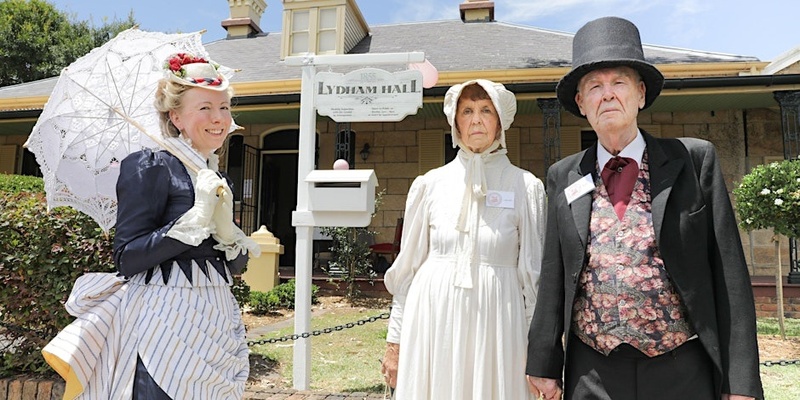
525 16 763 400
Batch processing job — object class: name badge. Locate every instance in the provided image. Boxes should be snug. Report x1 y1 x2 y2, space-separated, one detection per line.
564 174 595 205
486 190 514 209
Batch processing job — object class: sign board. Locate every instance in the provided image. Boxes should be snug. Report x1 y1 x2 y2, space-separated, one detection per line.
314 68 423 122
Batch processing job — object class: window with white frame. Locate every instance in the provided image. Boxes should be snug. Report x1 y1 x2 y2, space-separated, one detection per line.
290 10 310 55
318 8 337 54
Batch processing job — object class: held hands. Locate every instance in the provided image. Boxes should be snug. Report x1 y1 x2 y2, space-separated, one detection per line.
380 342 399 389
526 376 562 400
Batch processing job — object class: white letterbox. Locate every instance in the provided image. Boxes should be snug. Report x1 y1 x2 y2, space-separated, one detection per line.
304 169 378 227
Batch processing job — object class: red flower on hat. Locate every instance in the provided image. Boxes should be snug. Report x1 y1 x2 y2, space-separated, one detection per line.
164 53 214 78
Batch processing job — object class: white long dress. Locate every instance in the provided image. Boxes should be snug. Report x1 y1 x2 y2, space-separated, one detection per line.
384 150 545 400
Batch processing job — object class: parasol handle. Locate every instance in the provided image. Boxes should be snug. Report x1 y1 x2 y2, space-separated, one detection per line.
112 109 226 197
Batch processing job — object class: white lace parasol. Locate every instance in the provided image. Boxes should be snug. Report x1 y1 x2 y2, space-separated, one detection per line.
25 28 234 232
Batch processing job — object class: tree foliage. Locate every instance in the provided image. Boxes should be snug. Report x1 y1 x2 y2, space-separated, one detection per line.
0 0 135 86
734 158 800 238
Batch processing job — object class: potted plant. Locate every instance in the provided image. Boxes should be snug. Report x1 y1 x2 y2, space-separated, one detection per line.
733 158 800 339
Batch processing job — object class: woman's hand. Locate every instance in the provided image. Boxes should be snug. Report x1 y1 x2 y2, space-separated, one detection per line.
380 342 399 388
193 169 226 225
212 184 236 244
527 375 562 400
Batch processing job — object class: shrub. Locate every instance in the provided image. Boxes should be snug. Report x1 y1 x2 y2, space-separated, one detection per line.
230 275 251 309
248 279 319 316
249 291 281 315
0 173 44 192
0 179 115 375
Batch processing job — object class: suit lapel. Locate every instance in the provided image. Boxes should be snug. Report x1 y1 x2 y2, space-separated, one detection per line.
569 145 598 249
644 132 684 245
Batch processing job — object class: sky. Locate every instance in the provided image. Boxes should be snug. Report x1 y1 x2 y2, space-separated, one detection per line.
48 0 799 62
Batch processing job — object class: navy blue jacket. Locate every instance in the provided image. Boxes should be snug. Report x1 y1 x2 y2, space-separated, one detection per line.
113 149 248 284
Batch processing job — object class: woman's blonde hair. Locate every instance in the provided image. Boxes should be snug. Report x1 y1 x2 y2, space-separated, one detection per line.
154 79 235 138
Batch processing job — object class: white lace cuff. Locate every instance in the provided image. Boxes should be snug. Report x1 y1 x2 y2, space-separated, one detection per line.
165 208 213 246
212 227 262 260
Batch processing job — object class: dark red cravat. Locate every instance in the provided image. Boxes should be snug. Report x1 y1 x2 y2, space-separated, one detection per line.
601 156 638 220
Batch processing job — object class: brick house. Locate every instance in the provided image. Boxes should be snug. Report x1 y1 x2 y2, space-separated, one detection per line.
0 0 799 314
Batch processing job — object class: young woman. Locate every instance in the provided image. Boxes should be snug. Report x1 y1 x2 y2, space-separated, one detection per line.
43 53 258 400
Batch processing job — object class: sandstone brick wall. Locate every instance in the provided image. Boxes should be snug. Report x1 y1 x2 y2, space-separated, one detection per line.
0 378 64 400
754 295 800 319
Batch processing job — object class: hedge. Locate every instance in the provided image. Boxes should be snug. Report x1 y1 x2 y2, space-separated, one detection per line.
0 174 115 375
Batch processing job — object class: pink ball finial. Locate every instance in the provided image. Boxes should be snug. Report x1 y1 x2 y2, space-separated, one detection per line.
333 159 350 170
408 59 439 89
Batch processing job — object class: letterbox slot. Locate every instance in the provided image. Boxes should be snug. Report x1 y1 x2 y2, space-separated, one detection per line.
314 182 361 188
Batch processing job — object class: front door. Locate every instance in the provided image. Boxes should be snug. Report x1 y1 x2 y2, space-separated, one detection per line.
260 151 298 267
259 129 305 267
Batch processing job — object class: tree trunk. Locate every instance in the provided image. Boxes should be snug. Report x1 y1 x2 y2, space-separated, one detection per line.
774 235 786 340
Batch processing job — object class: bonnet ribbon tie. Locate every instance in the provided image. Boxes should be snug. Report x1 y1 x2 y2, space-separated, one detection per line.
454 142 504 288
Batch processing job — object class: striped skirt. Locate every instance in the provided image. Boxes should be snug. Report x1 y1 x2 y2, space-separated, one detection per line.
42 263 249 400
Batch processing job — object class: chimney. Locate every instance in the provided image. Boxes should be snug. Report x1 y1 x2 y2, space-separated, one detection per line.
459 0 494 23
222 0 268 38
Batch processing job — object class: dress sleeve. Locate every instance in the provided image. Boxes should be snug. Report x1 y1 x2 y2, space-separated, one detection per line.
113 150 193 277
518 173 546 326
383 175 430 343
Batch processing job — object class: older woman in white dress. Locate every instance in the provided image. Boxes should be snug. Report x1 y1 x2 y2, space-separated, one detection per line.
380 79 546 400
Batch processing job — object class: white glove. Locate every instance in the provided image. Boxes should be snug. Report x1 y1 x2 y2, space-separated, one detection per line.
212 183 237 245
210 183 262 259
191 169 226 227
166 169 227 246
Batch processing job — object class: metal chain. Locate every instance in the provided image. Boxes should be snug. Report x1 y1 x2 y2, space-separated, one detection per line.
246 311 390 347
4 317 799 367
761 359 800 367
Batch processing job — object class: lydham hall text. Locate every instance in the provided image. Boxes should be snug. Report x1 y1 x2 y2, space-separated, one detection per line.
317 81 420 95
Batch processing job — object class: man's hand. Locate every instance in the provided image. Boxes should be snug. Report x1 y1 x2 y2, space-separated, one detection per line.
526 375 562 400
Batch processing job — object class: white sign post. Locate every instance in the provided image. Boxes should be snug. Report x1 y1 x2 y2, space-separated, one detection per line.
284 52 424 390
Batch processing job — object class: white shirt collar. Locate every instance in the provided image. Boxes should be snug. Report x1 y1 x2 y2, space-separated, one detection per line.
597 130 645 169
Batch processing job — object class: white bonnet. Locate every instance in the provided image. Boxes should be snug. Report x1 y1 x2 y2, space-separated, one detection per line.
442 79 517 149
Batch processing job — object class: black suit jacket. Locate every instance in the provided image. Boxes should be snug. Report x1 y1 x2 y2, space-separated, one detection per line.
526 131 763 399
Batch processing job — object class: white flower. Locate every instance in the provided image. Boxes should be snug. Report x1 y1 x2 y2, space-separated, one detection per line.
777 188 785 194
745 218 753 224
761 188 771 195
775 198 784 206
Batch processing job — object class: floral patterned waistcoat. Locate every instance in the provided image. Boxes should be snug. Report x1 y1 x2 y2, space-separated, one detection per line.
572 153 695 357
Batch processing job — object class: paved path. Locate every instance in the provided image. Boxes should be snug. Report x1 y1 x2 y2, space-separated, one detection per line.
244 387 387 399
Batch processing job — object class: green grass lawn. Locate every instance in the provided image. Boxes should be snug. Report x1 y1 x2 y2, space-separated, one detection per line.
757 317 800 400
757 317 800 337
249 311 800 396
250 306 390 393
762 364 800 400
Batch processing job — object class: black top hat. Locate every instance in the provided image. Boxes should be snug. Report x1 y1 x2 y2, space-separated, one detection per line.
556 16 664 118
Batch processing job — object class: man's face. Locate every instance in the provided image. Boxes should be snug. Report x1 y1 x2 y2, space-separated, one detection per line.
575 66 645 138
